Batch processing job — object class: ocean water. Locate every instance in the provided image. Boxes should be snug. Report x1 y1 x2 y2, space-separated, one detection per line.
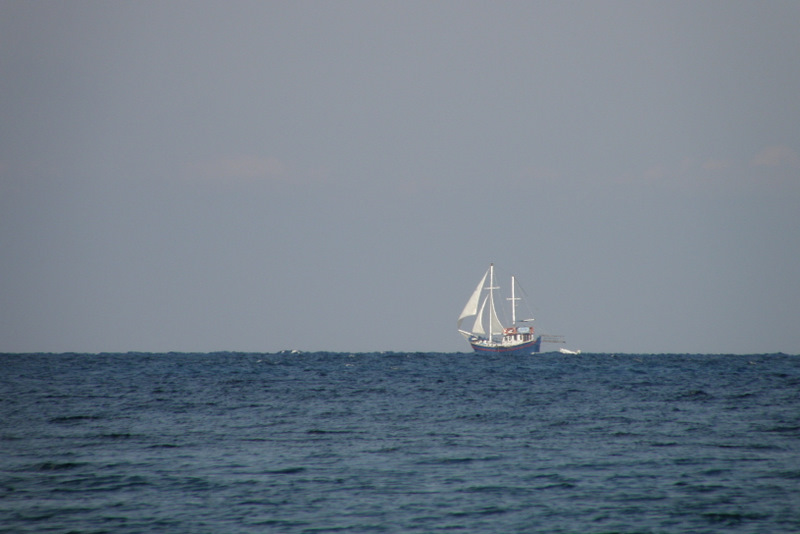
1 352 798 533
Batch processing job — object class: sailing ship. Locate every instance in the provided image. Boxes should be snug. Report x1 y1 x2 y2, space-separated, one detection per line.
457 263 562 355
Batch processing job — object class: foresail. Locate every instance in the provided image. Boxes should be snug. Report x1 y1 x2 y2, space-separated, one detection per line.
472 295 488 336
457 269 488 330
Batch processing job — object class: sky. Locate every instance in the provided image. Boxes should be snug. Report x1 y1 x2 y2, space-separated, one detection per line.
2 1 799 354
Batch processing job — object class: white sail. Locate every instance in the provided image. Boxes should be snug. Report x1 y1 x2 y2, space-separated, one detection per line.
488 293 504 337
457 269 488 330
472 295 488 335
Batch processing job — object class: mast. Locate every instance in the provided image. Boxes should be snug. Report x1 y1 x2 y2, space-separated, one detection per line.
487 263 499 340
509 275 518 325
488 264 493 340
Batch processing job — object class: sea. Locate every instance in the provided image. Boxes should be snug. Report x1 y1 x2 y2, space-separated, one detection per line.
1 352 798 533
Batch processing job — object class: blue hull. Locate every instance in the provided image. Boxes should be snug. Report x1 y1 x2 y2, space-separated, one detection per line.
470 337 542 355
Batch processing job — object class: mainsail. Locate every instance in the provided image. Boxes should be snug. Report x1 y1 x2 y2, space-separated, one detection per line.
487 290 504 337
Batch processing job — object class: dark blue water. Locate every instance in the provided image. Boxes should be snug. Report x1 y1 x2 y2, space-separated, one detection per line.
1 352 799 533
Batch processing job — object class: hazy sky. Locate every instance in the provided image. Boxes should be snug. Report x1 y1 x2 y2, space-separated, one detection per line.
2 1 799 354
